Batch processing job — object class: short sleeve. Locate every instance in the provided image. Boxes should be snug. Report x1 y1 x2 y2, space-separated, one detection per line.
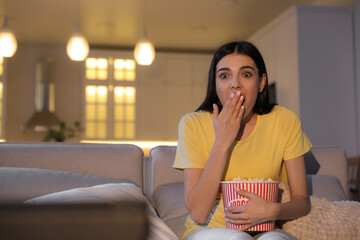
282 109 312 160
173 113 208 170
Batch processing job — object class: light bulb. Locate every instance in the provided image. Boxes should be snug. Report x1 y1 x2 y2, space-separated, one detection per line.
0 17 17 57
134 30 155 65
66 26 89 61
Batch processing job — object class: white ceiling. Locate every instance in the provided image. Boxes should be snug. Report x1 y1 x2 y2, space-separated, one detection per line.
1 0 356 52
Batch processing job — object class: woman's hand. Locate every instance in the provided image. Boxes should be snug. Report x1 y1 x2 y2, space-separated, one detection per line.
213 91 245 147
224 189 279 231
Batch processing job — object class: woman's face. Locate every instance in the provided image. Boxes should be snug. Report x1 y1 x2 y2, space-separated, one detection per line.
215 53 266 119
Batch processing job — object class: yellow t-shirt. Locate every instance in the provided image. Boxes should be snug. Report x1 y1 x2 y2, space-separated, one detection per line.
173 105 312 239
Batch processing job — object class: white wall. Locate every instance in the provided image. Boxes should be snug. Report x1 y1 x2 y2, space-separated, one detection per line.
297 5 357 157
248 7 300 115
355 0 360 157
134 51 212 140
248 4 359 157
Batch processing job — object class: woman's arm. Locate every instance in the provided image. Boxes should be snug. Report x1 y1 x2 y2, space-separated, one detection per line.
275 155 311 219
225 155 310 229
184 92 245 224
183 145 229 224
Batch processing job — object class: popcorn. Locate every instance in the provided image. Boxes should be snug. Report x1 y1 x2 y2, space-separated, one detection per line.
232 176 275 182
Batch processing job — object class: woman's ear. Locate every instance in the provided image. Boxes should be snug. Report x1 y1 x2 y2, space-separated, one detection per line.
259 73 266 92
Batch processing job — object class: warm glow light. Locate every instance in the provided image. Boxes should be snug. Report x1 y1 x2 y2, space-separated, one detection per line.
115 87 124 96
86 86 96 95
125 72 135 81
96 70 108 80
66 26 89 61
0 17 17 58
125 87 135 97
86 58 97 68
97 86 107 96
96 58 108 69
134 39 155 65
125 60 135 69
134 29 155 65
114 59 125 69
80 140 177 156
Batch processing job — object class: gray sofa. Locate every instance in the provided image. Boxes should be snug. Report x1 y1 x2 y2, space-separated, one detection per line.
0 142 355 239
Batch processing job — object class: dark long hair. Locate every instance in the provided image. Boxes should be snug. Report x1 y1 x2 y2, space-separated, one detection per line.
196 41 274 115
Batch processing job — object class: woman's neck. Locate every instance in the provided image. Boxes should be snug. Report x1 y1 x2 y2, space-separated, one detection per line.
236 112 257 141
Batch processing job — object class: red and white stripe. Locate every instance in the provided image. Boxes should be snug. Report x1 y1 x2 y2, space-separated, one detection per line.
221 181 279 231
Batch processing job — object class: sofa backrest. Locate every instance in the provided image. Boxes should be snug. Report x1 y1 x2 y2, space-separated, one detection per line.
148 146 183 200
0 142 144 189
149 145 349 199
306 146 348 197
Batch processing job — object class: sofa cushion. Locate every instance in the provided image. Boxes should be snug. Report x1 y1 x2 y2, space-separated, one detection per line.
309 147 348 197
279 175 348 203
25 183 178 240
282 196 360 240
0 167 133 204
152 182 187 239
307 174 347 201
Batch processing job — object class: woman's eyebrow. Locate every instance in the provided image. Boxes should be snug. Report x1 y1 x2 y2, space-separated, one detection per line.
240 66 255 71
217 66 256 73
216 67 229 73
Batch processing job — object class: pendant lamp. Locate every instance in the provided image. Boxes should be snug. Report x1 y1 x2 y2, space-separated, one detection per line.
66 23 89 61
134 28 155 65
134 0 155 65
0 16 17 57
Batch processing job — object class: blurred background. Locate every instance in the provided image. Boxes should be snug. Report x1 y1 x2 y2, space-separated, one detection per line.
0 0 359 159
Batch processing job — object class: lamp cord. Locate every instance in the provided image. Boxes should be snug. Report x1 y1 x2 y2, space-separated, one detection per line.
3 0 8 17
142 0 147 32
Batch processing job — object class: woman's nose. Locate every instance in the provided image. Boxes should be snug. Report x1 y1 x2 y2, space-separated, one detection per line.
230 76 241 89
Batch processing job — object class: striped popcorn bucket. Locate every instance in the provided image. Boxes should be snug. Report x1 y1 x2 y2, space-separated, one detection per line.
221 181 279 231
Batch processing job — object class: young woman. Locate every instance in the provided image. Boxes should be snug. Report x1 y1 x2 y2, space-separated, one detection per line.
173 41 312 240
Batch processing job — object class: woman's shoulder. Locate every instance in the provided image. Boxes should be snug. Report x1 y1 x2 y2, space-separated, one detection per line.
268 105 299 120
261 105 300 128
178 111 214 139
179 111 213 133
180 110 212 124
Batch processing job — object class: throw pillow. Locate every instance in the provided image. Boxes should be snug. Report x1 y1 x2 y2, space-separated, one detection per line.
25 183 178 240
282 196 360 240
278 180 360 240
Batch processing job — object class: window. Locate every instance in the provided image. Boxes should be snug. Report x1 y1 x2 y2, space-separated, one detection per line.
83 57 136 140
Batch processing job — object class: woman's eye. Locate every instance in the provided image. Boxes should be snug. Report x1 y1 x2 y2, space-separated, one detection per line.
219 73 229 79
243 72 252 78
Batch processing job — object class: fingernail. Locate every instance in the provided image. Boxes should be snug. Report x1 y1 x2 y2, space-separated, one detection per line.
230 93 234 98
236 91 241 96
